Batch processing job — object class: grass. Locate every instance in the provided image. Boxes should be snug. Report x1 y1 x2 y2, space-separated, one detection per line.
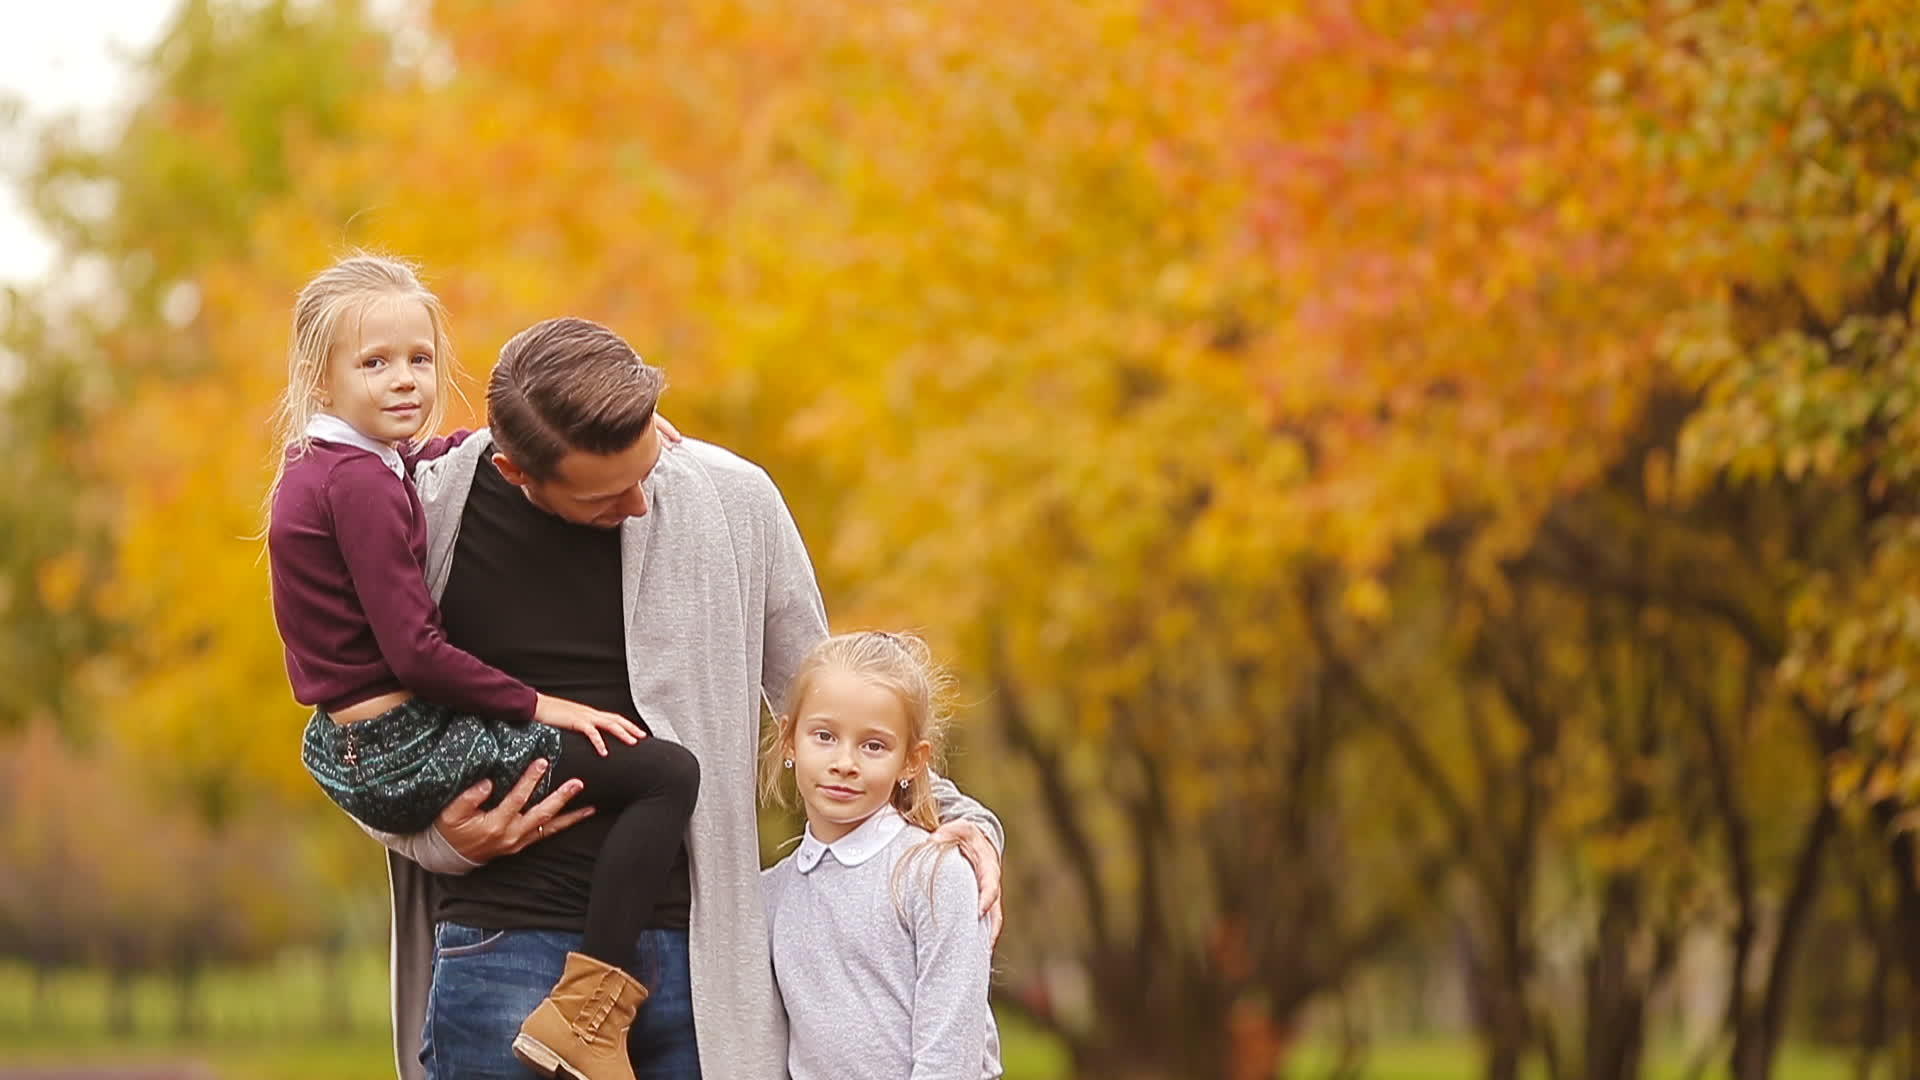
0 951 392 1043
1284 1040 1862 1080
0 1040 395 1080
0 1029 1862 1080
0 951 393 1079
0 959 1866 1079
0 954 1068 1079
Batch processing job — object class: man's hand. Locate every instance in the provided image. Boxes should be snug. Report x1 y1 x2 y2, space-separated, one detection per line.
434 759 593 864
932 820 1004 947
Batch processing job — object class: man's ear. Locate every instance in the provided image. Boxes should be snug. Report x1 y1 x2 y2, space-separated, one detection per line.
491 451 532 487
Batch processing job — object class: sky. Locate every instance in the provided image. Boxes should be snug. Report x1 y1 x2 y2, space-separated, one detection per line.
0 0 179 285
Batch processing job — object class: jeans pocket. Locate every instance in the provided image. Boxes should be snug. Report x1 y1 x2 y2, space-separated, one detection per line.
435 923 508 959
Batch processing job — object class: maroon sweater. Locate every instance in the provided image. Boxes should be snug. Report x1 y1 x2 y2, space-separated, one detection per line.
268 431 539 721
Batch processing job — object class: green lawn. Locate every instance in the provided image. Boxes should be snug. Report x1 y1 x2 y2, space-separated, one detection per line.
1284 1041 1861 1080
0 1024 1060 1080
0 951 392 1043
0 1040 393 1080
0 1037 1864 1080
0 1035 1865 1080
0 955 1066 1079
0 959 1865 1079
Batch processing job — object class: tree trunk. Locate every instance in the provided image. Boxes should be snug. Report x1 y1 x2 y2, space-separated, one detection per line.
106 959 136 1038
1583 880 1650 1080
1853 943 1888 1080
1482 1025 1526 1080
171 947 202 1038
1459 910 1536 1080
1738 799 1834 1080
29 958 55 1033
1071 1041 1232 1080
1227 1002 1294 1080
1066 989 1291 1080
1879 825 1920 1080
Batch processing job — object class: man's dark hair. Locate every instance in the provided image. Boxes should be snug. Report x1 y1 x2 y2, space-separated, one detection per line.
488 317 666 481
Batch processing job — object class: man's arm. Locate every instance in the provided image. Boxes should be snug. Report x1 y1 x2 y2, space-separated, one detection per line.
929 772 1004 851
353 814 478 875
756 470 830 710
352 760 593 871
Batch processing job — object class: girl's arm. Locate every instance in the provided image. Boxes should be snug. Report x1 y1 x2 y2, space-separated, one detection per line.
406 427 477 466
907 848 996 1080
406 418 679 469
325 456 539 720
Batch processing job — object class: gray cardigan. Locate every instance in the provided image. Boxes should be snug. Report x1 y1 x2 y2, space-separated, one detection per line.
358 433 1005 1080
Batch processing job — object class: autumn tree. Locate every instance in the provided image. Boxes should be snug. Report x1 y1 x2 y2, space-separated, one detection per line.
11 0 1920 1076
1632 1 1920 1073
0 0 406 997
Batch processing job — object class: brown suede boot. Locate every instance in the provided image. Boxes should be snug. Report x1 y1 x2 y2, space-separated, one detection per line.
512 951 650 1080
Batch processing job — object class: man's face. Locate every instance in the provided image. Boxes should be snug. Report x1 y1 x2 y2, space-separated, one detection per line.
494 420 664 528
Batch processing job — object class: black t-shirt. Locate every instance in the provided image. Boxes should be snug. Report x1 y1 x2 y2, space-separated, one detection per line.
432 443 691 932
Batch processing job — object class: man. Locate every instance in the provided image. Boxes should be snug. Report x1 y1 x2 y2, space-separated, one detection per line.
363 317 1004 1079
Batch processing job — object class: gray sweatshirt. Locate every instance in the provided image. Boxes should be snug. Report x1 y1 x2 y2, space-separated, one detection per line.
358 433 1004 1080
763 808 1003 1080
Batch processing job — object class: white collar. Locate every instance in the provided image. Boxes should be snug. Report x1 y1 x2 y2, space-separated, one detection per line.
795 805 908 873
306 413 405 479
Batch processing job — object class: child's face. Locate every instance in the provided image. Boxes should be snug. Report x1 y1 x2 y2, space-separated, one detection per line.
787 668 929 844
321 296 438 443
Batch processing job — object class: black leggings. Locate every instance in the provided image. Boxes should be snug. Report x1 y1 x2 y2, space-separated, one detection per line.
547 732 700 979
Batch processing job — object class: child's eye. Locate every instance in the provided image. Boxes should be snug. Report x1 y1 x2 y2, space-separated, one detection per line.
362 355 386 369
413 353 434 366
862 740 888 753
810 730 834 743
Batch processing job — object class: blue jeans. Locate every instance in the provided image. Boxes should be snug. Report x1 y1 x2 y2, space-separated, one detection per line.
421 923 701 1080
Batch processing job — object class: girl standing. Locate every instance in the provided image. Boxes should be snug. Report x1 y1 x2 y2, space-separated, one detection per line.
760 631 1001 1080
266 253 698 1080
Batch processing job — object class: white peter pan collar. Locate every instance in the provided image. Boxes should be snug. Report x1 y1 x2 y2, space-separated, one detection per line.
795 805 908 873
307 413 405 479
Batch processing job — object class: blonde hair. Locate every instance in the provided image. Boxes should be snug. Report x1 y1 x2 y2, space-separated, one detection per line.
263 252 460 509
760 630 954 832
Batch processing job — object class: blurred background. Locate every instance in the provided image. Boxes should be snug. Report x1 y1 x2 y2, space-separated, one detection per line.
3 1 1920 1077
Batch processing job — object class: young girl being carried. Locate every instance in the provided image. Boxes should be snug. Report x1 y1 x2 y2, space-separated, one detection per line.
760 631 1002 1080
265 254 698 1080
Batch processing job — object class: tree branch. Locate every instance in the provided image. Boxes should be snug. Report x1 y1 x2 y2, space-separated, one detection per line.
990 633 1113 951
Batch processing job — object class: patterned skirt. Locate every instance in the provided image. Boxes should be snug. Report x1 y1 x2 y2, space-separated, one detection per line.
301 698 562 835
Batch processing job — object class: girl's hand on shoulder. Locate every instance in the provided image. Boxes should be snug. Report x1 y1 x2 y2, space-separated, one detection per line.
534 693 647 756
655 415 684 444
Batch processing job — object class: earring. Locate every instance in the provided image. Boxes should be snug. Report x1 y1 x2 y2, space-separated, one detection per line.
782 758 793 769
898 778 911 790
